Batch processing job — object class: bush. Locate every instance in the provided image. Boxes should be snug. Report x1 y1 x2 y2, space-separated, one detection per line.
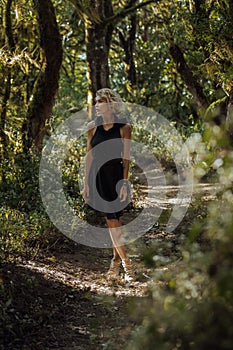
127 130 233 349
0 207 53 262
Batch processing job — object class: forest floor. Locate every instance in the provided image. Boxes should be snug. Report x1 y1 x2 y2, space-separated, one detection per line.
0 182 219 350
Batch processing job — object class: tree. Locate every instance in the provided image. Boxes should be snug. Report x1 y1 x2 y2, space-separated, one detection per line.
169 43 209 111
0 0 15 162
116 1 137 86
22 0 63 151
168 0 233 137
72 0 160 106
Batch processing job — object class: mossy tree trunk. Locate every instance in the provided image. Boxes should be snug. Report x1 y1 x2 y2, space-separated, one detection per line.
84 0 114 107
82 0 156 106
169 43 209 111
0 0 15 162
23 0 63 152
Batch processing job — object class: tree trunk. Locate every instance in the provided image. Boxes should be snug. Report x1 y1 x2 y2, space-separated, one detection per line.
0 0 15 161
85 21 114 106
169 43 208 111
77 0 158 107
84 0 114 107
5 0 15 51
23 0 63 152
84 0 154 106
118 11 137 86
0 71 11 162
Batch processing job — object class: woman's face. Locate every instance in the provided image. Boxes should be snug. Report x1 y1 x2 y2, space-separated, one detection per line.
95 96 109 116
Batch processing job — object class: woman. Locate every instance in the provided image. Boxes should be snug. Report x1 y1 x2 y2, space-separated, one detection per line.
83 88 135 282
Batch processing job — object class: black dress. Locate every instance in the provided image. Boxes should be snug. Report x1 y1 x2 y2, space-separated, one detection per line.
88 116 126 219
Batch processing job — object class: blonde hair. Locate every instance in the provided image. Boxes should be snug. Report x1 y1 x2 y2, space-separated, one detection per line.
96 88 124 114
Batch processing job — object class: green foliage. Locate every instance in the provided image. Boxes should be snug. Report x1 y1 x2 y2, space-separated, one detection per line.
62 135 88 217
0 152 41 211
128 125 233 349
0 151 55 261
110 11 196 124
0 207 52 262
0 1 233 347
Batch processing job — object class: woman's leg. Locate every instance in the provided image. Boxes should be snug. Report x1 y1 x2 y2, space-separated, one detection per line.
106 218 127 260
112 246 120 259
111 217 122 259
106 217 135 281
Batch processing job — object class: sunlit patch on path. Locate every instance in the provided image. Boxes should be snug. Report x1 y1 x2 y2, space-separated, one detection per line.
20 258 151 297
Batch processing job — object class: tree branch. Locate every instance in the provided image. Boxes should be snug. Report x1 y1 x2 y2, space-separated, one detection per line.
169 43 208 110
104 0 160 25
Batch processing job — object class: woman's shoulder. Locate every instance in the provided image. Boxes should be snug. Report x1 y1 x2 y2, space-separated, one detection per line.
119 119 131 132
120 122 131 130
87 116 102 131
119 121 131 139
87 120 97 138
87 120 96 131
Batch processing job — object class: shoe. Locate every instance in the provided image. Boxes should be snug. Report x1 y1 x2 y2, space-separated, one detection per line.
107 257 121 279
122 259 135 282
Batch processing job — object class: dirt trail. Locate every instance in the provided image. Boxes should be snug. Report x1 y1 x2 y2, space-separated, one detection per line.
1 182 218 350
1 238 153 350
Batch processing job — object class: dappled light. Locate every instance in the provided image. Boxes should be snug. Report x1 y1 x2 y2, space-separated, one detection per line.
1 0 233 349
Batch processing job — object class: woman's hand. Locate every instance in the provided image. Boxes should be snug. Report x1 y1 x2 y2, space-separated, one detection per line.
83 184 90 202
119 183 128 202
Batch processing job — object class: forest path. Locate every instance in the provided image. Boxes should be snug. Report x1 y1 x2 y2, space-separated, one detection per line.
1 182 219 350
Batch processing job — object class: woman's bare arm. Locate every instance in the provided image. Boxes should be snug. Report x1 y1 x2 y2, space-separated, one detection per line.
121 123 131 180
119 123 131 201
